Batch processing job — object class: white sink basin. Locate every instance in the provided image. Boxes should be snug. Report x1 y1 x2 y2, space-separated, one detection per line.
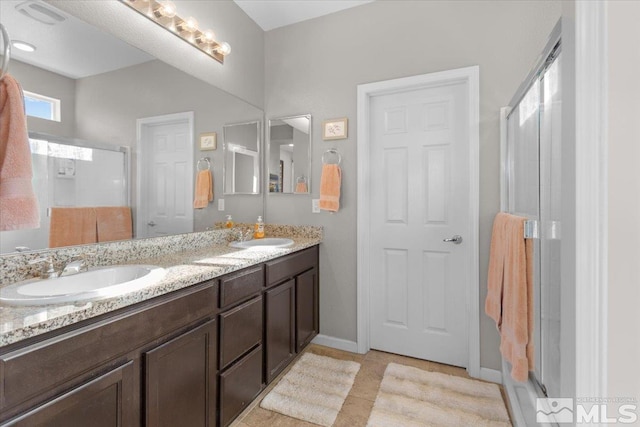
229 238 294 249
0 265 166 306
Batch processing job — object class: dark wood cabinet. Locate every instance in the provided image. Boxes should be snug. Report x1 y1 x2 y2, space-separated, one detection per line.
1 245 319 427
219 296 263 370
3 361 135 427
219 345 263 427
145 319 217 427
296 268 319 352
265 279 295 384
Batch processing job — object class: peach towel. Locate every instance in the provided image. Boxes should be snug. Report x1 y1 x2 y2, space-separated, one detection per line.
194 169 213 209
49 207 97 248
485 212 534 382
295 181 308 193
96 207 132 243
0 74 40 231
319 164 341 212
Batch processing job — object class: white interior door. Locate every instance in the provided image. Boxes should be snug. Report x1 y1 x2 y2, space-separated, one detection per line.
369 81 471 367
138 114 194 238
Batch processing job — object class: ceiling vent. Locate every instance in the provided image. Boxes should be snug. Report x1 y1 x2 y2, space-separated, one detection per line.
16 1 66 26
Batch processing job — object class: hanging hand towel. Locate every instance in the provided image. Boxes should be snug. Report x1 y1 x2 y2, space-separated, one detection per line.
295 181 308 193
193 169 213 209
96 206 132 242
0 74 40 230
319 164 341 212
49 207 97 248
485 212 509 329
485 212 534 382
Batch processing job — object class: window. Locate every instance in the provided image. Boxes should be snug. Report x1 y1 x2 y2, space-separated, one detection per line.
23 90 61 122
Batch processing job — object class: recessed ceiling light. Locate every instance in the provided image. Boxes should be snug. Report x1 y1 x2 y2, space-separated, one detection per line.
12 41 36 52
288 144 294 147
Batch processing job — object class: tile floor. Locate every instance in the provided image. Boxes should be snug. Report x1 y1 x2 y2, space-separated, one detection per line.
231 344 509 427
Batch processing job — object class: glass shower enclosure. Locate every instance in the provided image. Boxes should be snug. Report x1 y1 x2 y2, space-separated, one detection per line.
505 44 562 399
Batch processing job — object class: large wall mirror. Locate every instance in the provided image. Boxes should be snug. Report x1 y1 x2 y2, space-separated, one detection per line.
0 0 264 254
268 115 312 194
223 121 261 195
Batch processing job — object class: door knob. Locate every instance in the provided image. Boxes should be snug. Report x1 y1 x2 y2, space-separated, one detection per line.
443 235 463 244
147 221 157 227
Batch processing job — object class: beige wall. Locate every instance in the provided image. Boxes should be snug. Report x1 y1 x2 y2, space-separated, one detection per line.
264 0 561 370
11 60 76 138
608 0 640 403
74 60 264 228
49 0 265 108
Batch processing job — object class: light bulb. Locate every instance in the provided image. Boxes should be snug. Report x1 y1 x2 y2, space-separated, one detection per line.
179 16 198 33
198 29 216 45
217 42 231 55
154 0 176 18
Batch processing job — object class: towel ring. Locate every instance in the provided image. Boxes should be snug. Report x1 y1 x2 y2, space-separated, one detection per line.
197 157 211 171
322 148 341 165
0 24 11 81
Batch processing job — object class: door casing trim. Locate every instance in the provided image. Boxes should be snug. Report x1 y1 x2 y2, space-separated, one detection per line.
356 66 480 378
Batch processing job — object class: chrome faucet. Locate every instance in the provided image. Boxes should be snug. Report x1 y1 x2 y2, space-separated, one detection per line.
60 253 95 277
28 256 59 279
230 227 254 242
241 228 254 242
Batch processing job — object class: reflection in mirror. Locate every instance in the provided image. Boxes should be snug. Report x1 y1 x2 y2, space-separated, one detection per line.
0 0 264 254
268 115 312 194
0 133 129 254
223 122 261 195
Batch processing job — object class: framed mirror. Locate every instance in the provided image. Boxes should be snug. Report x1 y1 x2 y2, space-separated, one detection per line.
0 0 264 254
268 115 312 194
223 121 261 195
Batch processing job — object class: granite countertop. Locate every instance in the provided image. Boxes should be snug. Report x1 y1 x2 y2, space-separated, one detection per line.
0 236 321 348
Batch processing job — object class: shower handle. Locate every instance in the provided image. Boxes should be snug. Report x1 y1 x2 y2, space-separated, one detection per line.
443 235 463 244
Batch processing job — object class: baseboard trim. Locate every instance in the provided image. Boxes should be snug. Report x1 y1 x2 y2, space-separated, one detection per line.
479 367 503 384
311 334 359 353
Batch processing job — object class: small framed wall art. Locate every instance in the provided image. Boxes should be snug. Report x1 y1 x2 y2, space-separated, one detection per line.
199 132 217 151
322 118 348 140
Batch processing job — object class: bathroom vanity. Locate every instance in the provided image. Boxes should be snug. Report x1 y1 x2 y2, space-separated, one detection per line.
0 240 319 427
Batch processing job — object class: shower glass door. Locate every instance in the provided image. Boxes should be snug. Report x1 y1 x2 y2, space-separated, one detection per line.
505 51 561 398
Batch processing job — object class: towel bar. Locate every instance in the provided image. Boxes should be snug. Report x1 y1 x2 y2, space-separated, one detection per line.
0 24 11 81
524 220 539 239
322 148 341 165
197 157 211 171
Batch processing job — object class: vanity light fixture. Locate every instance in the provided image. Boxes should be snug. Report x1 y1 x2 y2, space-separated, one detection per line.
153 0 176 18
120 0 230 64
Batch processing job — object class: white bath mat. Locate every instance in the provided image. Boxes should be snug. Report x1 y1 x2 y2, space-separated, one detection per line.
260 352 361 426
367 363 511 427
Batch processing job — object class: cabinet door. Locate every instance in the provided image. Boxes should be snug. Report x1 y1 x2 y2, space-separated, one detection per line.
3 361 135 427
145 319 217 427
219 345 263 427
265 279 295 384
296 268 319 352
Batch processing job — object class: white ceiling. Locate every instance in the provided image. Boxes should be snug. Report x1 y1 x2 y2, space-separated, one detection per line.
0 0 153 79
233 0 375 31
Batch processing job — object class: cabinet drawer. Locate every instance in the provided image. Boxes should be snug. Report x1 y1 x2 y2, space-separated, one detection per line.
0 282 217 413
265 246 318 287
219 345 263 427
220 265 264 308
219 296 263 369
